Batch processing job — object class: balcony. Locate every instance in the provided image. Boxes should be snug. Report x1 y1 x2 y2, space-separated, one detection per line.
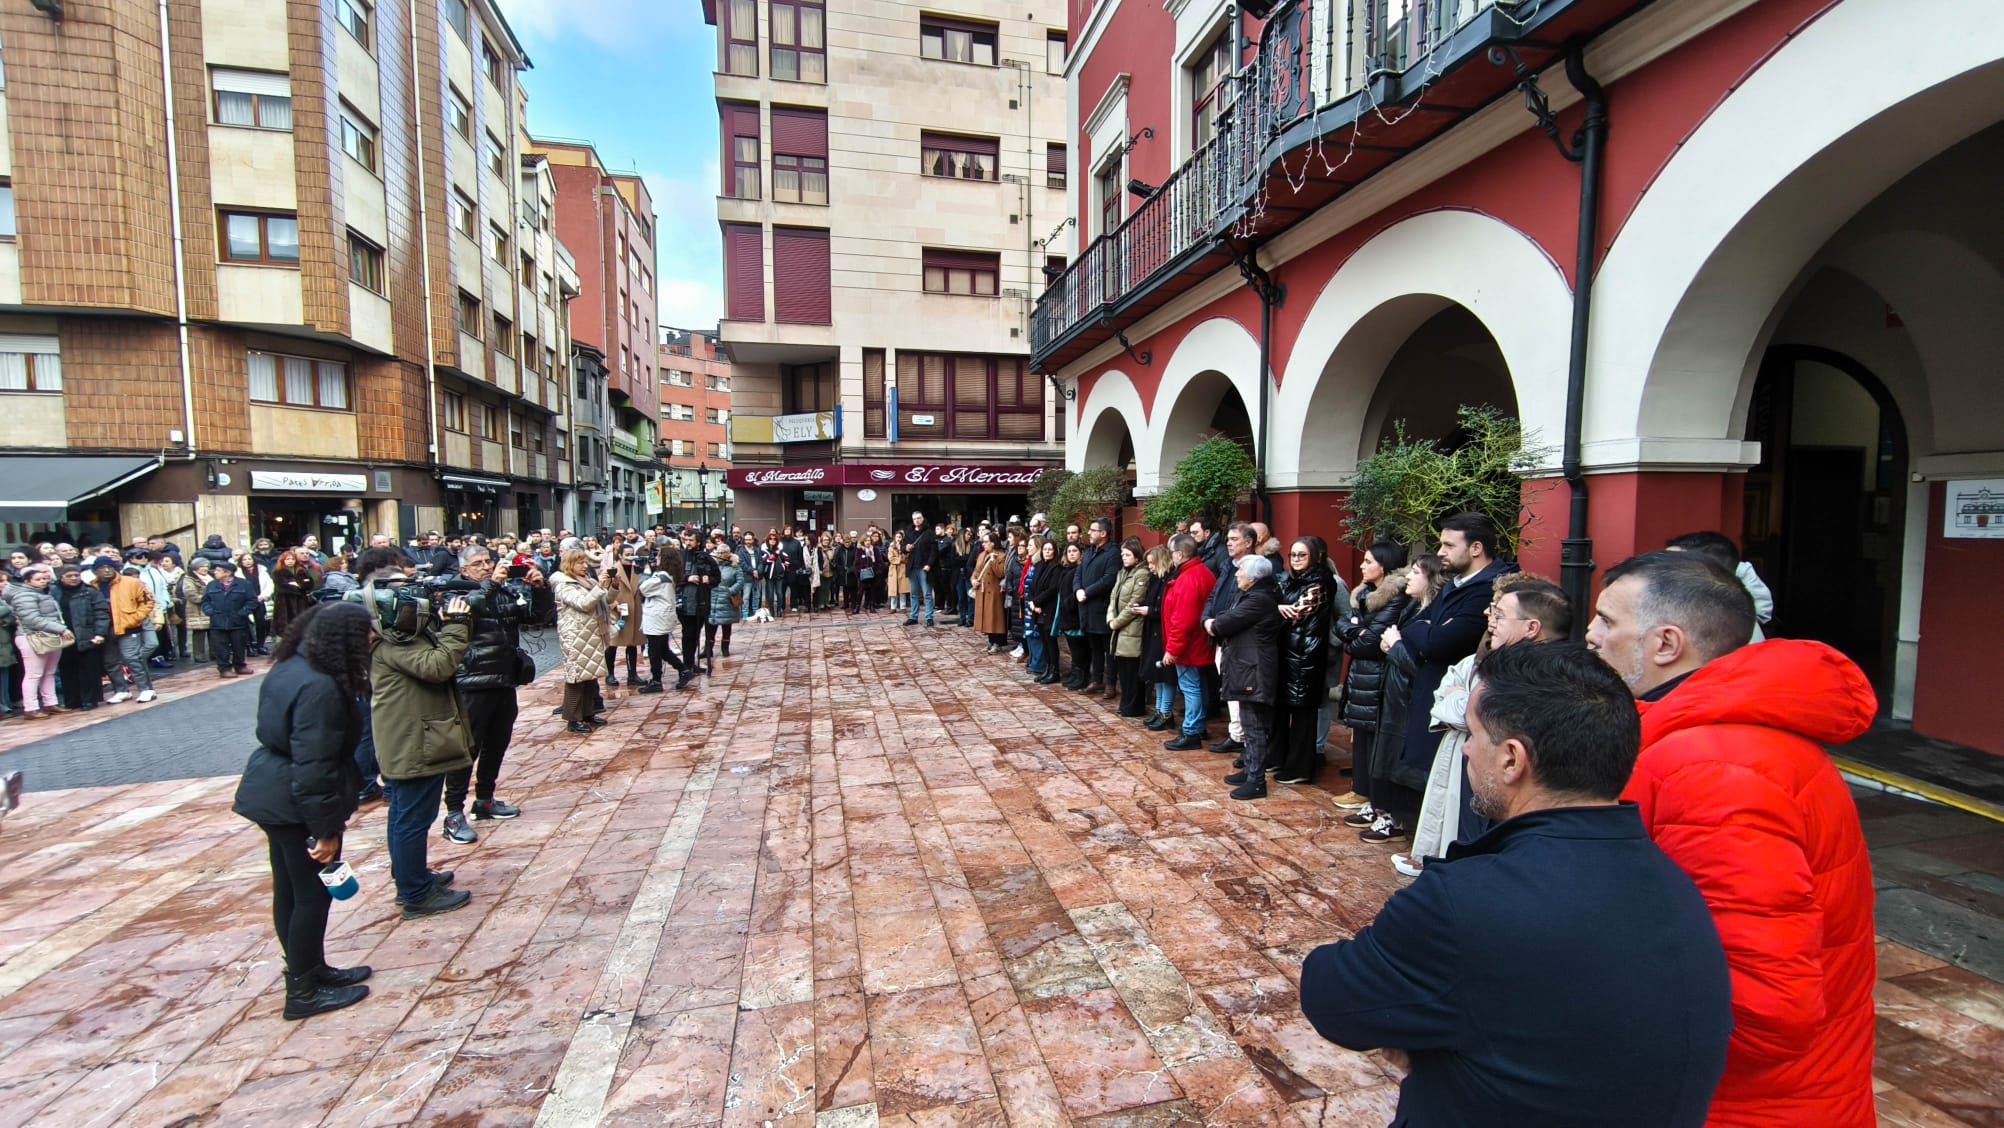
609 428 645 461
1031 0 1634 373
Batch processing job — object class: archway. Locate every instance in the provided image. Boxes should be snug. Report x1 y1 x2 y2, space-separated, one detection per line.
1359 305 1517 461
1072 369 1148 475
1148 318 1263 491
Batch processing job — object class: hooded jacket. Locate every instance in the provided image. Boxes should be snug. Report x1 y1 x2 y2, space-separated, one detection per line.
1160 558 1216 668
194 535 236 568
1621 640 1878 1128
1337 572 1412 731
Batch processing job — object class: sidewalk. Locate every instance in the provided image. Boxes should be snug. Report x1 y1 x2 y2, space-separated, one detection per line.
0 651 275 756
0 617 1997 1126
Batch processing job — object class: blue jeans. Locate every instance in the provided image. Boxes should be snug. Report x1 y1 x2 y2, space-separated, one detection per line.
1176 665 1208 736
384 772 446 904
743 580 764 617
1026 633 1047 675
908 569 934 623
1156 681 1175 716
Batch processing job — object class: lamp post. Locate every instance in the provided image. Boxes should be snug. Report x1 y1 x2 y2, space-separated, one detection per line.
699 461 711 531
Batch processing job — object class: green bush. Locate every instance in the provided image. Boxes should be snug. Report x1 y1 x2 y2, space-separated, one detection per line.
1049 465 1129 527
1143 437 1257 533
1026 468 1072 520
1342 405 1547 557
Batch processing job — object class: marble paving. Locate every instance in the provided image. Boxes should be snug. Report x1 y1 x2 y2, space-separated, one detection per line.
0 617 1997 1126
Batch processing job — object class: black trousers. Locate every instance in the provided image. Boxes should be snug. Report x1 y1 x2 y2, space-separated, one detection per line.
646 633 685 682
1114 655 1146 715
1349 727 1377 801
57 646 105 709
680 614 707 670
604 646 638 681
702 622 733 656
1064 634 1090 682
259 822 332 977
1272 704 1325 781
250 603 270 648
1086 633 1110 685
213 627 250 672
446 688 518 811
1238 701 1274 776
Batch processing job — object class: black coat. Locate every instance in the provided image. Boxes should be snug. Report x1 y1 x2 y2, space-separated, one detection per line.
1049 564 1080 633
194 536 235 568
417 545 458 577
1194 533 1226 579
831 544 856 589
1024 560 1061 634
1211 576 1280 705
1396 561 1512 782
1376 624 1426 789
1276 566 1337 708
232 656 364 840
1337 573 1412 731
905 529 936 574
203 577 260 632
680 550 720 619
454 578 529 690
56 581 112 654
1204 557 1241 620
1137 573 1169 685
1073 543 1120 636
1299 805 1732 1128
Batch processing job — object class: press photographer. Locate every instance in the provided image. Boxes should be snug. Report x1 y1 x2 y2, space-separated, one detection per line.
435 545 543 846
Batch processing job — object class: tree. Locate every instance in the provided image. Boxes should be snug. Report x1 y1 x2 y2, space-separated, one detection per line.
1342 405 1547 558
1142 437 1257 533
1026 468 1072 521
1049 465 1129 528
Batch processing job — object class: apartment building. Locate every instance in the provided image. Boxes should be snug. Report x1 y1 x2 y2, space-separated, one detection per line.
702 0 1072 537
656 326 735 528
525 138 658 531
0 0 577 552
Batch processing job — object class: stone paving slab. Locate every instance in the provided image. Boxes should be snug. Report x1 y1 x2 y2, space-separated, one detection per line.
0 617 1995 1126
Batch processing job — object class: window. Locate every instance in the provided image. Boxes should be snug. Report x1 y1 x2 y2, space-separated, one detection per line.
212 69 293 130
449 86 472 141
922 249 999 296
1046 143 1067 190
921 16 997 65
451 189 476 239
545 346 557 377
532 426 545 453
1047 31 1067 74
707 373 730 392
492 313 512 355
921 132 999 182
707 407 730 424
443 0 469 41
721 0 757 76
348 232 385 294
0 181 14 240
770 0 826 83
489 222 509 264
481 403 502 441
723 223 765 322
666 403 695 422
708 442 729 459
772 107 828 204
483 39 506 88
484 130 506 177
772 227 830 324
219 210 300 265
667 438 685 457
895 352 1042 441
1191 32 1234 148
1097 161 1121 237
522 332 539 373
510 414 525 448
863 349 885 437
541 271 554 302
721 102 759 199
457 291 481 336
339 106 377 172
0 336 61 393
338 0 371 48
248 352 350 410
666 369 693 387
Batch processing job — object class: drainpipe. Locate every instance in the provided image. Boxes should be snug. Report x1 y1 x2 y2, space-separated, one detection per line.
1560 48 1606 635
1228 241 1282 528
156 0 197 462
408 0 443 478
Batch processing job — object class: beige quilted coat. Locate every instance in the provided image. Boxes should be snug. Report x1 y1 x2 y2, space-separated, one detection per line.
552 570 610 683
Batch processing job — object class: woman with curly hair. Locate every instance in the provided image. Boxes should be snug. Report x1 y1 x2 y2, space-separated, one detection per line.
232 601 375 1020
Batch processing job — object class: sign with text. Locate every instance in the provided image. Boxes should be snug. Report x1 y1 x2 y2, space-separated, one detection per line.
728 463 1051 490
731 410 841 445
249 470 368 493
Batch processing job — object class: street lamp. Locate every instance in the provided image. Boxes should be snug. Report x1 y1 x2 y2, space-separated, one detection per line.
699 462 711 531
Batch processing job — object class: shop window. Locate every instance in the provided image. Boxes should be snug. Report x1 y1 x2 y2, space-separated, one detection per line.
771 0 826 83
249 351 350 411
212 68 292 130
921 16 997 66
348 232 385 295
0 335 61 393
921 132 998 181
220 210 300 266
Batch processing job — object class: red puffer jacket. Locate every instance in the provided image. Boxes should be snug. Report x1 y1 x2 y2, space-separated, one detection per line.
1160 559 1214 667
1622 640 1877 1128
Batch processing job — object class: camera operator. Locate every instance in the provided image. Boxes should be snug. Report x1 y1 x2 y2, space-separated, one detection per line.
436 545 542 846
678 527 719 677
362 563 475 919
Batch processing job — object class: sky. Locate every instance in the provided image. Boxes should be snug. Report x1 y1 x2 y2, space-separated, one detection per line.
506 0 724 333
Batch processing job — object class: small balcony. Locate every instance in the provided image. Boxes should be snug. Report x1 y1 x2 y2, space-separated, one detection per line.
1031 0 1634 373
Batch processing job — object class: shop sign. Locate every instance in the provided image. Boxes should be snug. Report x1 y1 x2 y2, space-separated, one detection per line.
728 463 1049 490
1946 479 2004 539
803 490 835 503
734 466 833 488
250 470 368 493
772 411 840 443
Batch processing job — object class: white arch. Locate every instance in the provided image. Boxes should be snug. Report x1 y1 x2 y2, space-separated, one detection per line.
1145 316 1262 494
1270 209 1573 489
1587 0 2004 469
1070 367 1148 478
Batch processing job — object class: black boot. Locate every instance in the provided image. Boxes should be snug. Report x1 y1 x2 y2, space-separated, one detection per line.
283 970 369 1020
314 964 374 988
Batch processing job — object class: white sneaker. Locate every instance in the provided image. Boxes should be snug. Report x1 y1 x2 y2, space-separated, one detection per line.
107 691 132 704
136 690 157 703
1009 646 1024 659
1392 853 1423 878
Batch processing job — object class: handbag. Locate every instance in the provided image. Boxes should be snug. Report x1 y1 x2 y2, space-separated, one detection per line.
729 590 744 609
512 646 536 686
27 630 72 655
858 566 876 582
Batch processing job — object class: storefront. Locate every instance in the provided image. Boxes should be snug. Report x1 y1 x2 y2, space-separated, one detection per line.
439 473 509 538
247 470 373 553
726 462 1048 536
0 454 162 550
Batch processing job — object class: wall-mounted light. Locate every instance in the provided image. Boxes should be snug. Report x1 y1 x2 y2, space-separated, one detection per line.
1127 179 1159 201
29 0 63 20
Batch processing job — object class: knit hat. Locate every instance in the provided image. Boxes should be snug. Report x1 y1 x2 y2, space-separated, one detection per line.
89 556 121 572
55 563 82 577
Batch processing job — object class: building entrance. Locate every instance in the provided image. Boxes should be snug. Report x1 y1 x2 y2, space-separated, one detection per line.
251 499 365 555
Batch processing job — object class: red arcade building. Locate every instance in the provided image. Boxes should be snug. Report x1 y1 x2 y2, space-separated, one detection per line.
1039 0 2004 759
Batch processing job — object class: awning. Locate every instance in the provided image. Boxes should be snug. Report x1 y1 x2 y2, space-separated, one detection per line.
0 455 164 522
440 473 509 495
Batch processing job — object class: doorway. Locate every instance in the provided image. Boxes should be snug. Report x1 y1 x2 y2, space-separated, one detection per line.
1742 346 1906 700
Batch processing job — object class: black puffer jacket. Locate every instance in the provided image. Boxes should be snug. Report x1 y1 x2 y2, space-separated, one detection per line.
680 550 720 620
1336 570 1412 731
1374 613 1427 791
1276 565 1337 709
454 578 530 691
233 655 363 840
194 535 236 568
56 580 112 654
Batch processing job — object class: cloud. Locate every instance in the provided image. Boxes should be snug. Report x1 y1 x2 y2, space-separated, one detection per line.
638 164 725 330
502 0 688 55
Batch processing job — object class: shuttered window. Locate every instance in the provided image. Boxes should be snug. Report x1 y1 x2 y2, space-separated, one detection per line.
922 249 999 296
1047 143 1067 189
212 68 292 130
891 352 1039 441
772 108 829 205
721 102 760 200
863 349 886 438
772 227 831 325
920 132 998 181
723 223 765 321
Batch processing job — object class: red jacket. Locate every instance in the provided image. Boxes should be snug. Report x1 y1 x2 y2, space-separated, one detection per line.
1622 640 1877 1128
1160 559 1214 667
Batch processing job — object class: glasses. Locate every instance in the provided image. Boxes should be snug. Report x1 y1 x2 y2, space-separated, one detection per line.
1485 605 1527 622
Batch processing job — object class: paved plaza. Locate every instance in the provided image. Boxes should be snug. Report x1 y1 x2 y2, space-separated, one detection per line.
0 618 2000 1126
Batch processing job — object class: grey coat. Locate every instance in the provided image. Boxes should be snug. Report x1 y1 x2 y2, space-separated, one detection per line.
708 564 745 624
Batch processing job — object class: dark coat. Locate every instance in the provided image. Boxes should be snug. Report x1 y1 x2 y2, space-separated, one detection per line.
202 577 260 632
1276 565 1337 708
454 579 529 691
194 536 236 568
1336 572 1412 731
1374 603 1426 790
417 545 458 577
1049 564 1080 633
1210 575 1280 705
1073 542 1120 636
1397 561 1512 782
831 544 856 590
1194 533 1226 578
680 549 720 620
1134 572 1169 685
1299 805 1732 1128
1204 556 1242 620
1025 559 1063 635
905 529 936 574
56 580 112 653
232 656 365 840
